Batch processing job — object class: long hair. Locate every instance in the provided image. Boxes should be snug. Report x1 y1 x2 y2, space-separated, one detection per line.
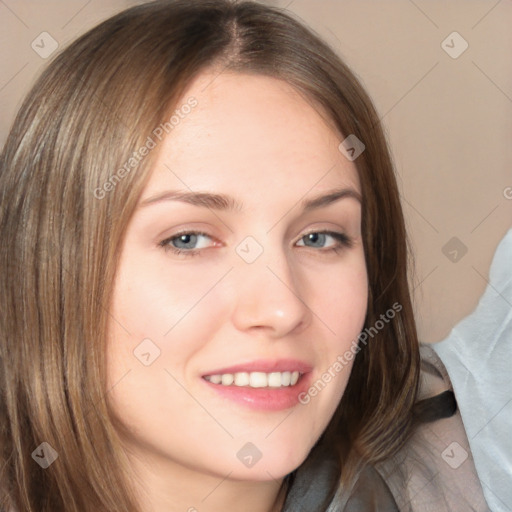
0 1 420 510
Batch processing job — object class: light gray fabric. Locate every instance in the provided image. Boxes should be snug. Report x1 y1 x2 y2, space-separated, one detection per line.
376 345 490 511
434 227 512 511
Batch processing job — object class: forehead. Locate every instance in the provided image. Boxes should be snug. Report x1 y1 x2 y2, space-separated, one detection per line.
144 71 360 201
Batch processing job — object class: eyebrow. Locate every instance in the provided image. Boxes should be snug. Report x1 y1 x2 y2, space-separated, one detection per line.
138 187 361 211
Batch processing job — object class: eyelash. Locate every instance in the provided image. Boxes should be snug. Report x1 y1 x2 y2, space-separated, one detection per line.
158 229 353 258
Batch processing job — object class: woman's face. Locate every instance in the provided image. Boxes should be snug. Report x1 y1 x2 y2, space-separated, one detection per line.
106 71 368 484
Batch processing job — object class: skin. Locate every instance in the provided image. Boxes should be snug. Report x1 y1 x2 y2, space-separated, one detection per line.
106 70 368 512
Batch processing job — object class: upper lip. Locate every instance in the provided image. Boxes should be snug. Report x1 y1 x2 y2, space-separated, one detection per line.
202 359 313 376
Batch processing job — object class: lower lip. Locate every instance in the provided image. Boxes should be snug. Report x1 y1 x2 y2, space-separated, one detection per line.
201 374 312 411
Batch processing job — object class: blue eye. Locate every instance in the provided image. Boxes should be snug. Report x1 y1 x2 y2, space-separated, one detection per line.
159 231 213 256
171 233 206 250
296 231 352 251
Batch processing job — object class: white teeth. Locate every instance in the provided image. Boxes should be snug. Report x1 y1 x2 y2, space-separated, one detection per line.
234 372 250 386
267 372 282 387
209 374 222 384
221 374 234 386
204 370 301 388
250 372 267 388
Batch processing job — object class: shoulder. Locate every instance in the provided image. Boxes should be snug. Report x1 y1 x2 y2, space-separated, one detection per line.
374 344 491 512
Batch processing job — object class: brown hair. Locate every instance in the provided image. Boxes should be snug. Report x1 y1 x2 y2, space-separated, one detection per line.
0 1 420 510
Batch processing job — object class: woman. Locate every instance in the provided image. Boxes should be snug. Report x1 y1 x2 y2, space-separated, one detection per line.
0 1 489 510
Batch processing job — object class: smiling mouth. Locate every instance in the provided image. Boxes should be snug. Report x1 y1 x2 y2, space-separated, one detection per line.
203 370 302 389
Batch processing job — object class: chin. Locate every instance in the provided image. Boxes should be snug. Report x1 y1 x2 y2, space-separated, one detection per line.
230 442 312 482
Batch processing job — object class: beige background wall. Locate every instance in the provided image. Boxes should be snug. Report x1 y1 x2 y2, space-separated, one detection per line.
1 0 511 343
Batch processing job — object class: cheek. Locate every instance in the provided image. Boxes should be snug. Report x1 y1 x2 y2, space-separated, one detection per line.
301 251 368 418
307 250 368 341
105 253 230 408
110 252 227 347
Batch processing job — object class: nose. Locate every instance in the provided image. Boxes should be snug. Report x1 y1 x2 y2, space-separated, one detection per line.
230 249 311 338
